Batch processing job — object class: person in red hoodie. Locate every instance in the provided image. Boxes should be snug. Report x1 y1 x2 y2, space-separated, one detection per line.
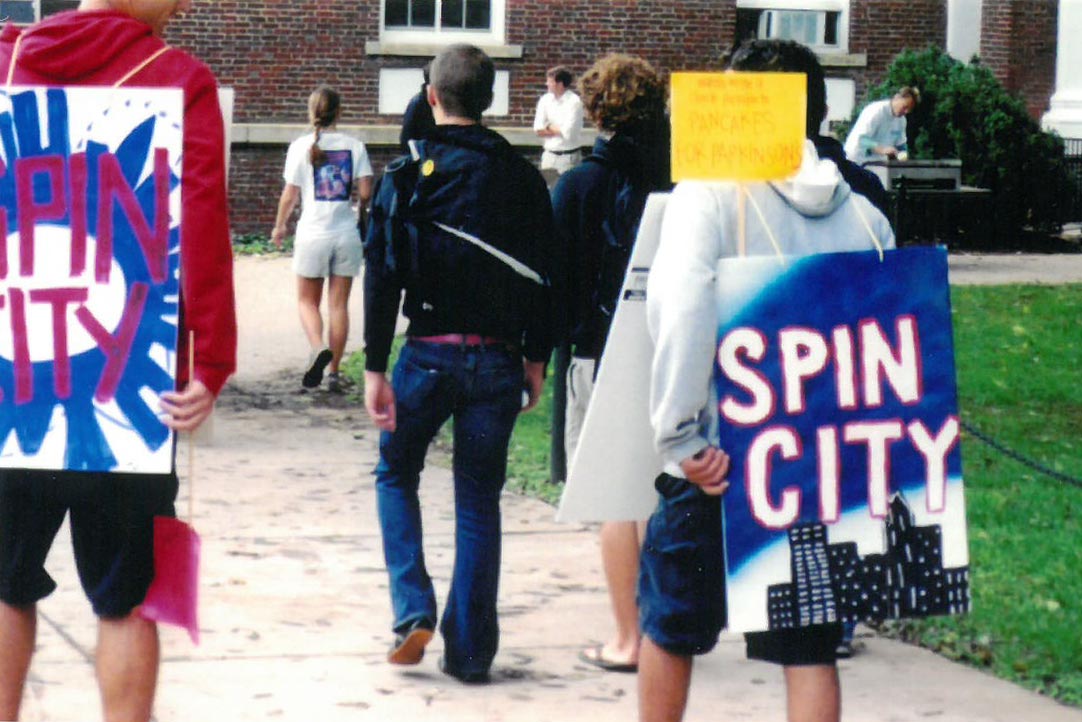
0 1 236 720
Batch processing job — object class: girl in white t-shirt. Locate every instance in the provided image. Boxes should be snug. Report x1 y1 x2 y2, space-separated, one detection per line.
272 86 373 391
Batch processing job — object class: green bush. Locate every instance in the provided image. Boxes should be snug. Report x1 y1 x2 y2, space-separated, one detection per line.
233 232 291 255
845 47 1074 243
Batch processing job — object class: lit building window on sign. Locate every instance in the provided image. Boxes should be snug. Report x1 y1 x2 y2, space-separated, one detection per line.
385 0 491 30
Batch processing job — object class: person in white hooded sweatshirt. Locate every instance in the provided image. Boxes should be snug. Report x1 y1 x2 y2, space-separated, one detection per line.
639 40 895 722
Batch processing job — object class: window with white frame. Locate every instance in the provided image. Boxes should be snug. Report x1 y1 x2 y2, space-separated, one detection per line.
382 0 506 46
735 0 849 53
379 67 509 116
0 0 78 22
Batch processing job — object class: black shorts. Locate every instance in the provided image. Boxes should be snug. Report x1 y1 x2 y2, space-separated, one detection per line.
0 469 178 618
639 473 841 666
745 624 842 666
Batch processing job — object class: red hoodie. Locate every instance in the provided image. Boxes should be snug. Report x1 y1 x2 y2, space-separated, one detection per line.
0 9 237 396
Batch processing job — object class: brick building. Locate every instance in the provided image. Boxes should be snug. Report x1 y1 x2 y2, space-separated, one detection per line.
5 0 1070 235
974 0 1059 119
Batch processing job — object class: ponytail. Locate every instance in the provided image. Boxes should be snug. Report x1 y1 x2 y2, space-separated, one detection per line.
307 85 341 167
310 126 327 167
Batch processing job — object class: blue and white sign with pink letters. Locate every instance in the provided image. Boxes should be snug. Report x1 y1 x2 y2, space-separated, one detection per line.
0 86 183 474
715 246 970 633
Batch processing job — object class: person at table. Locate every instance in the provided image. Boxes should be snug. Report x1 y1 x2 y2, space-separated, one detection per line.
844 86 920 164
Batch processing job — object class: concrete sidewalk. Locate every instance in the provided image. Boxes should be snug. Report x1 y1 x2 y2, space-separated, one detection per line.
16 254 1082 721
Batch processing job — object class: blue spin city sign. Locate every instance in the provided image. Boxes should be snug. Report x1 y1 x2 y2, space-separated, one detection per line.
714 247 970 633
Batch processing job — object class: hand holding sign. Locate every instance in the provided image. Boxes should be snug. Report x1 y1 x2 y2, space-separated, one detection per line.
159 379 214 432
679 446 731 495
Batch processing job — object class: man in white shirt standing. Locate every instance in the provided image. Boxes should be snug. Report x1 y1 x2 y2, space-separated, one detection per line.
534 65 584 174
843 86 920 164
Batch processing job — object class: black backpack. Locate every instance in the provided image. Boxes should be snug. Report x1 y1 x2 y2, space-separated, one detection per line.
585 153 651 326
367 138 547 290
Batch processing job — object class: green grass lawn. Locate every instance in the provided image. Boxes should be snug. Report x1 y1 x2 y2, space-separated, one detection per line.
345 283 1082 706
894 283 1082 705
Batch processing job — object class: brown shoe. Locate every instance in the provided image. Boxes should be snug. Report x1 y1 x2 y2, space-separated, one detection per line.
388 622 434 665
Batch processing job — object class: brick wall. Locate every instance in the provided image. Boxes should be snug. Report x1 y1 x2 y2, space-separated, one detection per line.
503 1 735 126
165 0 1007 236
165 0 737 235
166 2 379 125
849 0 947 100
168 1 733 127
980 0 1058 119
228 146 286 240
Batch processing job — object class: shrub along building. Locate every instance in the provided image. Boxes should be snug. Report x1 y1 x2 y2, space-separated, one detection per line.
4 0 1077 235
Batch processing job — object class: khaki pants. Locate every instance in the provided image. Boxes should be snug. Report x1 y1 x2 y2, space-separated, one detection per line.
564 356 596 465
541 149 582 175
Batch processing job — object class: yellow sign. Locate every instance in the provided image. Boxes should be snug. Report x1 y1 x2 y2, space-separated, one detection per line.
670 71 807 182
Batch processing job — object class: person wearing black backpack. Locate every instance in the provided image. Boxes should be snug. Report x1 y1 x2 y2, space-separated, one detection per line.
363 44 558 685
551 53 671 674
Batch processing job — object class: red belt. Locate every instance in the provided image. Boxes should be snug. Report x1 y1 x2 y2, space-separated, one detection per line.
412 334 511 346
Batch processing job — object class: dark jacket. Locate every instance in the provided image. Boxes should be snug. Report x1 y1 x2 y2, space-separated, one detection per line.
399 83 436 153
813 134 892 219
552 131 671 359
364 124 559 372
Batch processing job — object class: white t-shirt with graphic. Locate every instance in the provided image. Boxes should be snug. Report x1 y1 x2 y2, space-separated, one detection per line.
283 130 373 240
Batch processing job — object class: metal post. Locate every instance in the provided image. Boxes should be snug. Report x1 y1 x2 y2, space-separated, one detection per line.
549 342 571 484
894 178 908 245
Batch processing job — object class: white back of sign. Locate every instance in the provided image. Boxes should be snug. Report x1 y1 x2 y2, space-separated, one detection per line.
556 193 670 523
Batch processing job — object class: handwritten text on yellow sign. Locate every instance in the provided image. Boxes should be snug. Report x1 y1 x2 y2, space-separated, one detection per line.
671 72 807 182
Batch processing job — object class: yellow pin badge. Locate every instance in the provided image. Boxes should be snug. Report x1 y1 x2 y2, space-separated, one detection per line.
422 159 436 176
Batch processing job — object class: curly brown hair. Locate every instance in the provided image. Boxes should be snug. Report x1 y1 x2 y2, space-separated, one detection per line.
578 53 666 135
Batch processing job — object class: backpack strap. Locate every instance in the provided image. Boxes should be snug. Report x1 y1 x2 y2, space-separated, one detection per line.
397 140 547 286
432 221 545 285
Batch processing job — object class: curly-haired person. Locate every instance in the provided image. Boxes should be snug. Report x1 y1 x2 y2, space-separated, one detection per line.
551 53 671 674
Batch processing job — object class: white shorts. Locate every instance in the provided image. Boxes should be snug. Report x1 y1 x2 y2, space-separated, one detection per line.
292 228 363 278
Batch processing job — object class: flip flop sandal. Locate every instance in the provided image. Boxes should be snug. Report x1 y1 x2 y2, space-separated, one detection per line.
578 644 638 673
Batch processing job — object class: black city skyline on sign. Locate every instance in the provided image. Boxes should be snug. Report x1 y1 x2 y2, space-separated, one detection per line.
764 493 969 629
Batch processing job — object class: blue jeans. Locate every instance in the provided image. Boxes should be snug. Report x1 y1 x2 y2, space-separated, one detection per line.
374 340 523 674
640 473 841 665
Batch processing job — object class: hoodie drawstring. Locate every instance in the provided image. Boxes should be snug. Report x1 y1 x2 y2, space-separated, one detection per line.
736 184 886 263
852 200 886 261
5 32 24 88
112 46 172 87
738 184 786 263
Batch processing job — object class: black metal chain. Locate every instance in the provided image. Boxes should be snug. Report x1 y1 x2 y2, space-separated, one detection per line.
961 419 1082 489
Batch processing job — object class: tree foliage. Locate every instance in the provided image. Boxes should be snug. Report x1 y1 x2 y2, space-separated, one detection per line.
848 47 1073 241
